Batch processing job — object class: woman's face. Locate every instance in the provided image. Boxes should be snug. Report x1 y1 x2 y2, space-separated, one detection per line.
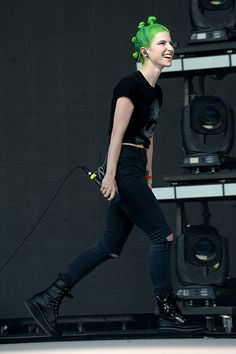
146 31 174 68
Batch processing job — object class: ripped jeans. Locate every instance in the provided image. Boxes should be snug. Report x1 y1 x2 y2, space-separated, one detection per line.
61 145 173 296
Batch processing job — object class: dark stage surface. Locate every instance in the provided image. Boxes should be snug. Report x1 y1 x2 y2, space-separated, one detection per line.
0 311 235 346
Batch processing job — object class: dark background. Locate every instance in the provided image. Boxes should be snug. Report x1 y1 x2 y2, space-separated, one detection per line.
0 0 235 319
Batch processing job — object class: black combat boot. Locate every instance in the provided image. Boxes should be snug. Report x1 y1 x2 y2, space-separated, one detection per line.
156 294 204 332
25 276 73 336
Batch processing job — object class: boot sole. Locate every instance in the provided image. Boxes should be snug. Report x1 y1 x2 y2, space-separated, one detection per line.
25 299 61 337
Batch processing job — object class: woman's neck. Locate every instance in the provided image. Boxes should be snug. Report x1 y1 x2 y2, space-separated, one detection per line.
139 63 162 87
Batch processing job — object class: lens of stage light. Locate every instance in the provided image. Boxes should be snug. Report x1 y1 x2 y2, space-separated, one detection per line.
210 1 227 5
200 0 233 8
193 238 217 262
199 107 221 129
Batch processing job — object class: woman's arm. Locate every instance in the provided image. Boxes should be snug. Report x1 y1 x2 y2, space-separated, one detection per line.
145 136 153 188
101 96 134 200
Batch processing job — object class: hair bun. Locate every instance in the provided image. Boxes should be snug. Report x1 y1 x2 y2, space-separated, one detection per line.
137 21 145 29
147 16 157 25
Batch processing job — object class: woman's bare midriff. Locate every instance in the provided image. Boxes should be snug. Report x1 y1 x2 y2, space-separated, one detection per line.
122 142 145 149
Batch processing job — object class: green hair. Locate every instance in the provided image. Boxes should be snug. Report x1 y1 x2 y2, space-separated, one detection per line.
132 16 169 63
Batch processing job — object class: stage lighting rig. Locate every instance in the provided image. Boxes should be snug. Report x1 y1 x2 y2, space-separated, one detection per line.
189 0 236 44
176 224 229 300
181 95 234 172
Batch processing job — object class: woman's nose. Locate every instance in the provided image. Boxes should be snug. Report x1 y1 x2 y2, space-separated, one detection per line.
167 43 174 53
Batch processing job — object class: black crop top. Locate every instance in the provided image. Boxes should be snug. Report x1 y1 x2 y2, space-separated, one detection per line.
108 70 163 148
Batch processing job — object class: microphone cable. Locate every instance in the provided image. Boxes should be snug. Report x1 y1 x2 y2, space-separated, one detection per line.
0 165 103 273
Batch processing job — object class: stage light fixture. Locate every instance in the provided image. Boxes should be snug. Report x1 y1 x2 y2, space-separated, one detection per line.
185 225 222 267
189 0 236 44
181 95 234 171
176 224 229 299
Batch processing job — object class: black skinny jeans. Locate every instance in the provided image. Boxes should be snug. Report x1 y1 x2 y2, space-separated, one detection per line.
62 145 173 296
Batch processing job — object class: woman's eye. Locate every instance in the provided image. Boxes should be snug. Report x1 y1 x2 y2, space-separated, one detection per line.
157 41 174 47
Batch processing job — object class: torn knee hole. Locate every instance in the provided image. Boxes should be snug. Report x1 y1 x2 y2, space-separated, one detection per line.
109 253 119 258
166 233 174 242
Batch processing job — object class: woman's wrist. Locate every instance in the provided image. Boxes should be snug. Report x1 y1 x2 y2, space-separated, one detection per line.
105 168 116 179
145 170 152 180
145 174 152 186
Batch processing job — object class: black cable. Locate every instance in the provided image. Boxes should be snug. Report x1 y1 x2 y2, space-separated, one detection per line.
0 165 85 273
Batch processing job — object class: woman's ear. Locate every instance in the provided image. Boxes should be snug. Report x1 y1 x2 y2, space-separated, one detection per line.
140 47 149 58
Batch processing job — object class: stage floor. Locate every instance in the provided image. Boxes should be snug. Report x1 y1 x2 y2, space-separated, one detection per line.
1 338 236 354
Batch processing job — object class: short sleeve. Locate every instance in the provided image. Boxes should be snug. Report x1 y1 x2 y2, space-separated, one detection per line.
113 76 141 105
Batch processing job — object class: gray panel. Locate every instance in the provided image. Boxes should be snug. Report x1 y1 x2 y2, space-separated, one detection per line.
183 55 230 71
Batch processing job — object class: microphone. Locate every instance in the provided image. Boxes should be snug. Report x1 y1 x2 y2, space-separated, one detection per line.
82 166 121 203
82 167 102 186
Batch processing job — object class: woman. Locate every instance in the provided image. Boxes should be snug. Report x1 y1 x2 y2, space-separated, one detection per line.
25 16 201 336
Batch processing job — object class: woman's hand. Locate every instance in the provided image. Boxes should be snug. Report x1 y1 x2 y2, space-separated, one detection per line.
100 173 118 201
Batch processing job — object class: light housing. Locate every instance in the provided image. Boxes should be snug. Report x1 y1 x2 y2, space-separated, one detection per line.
181 95 234 170
176 225 229 287
189 0 236 44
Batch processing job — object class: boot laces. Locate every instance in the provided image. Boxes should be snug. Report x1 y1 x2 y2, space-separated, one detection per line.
163 296 185 323
51 288 73 318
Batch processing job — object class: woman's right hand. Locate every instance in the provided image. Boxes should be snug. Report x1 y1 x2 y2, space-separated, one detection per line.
100 97 133 201
100 173 118 201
